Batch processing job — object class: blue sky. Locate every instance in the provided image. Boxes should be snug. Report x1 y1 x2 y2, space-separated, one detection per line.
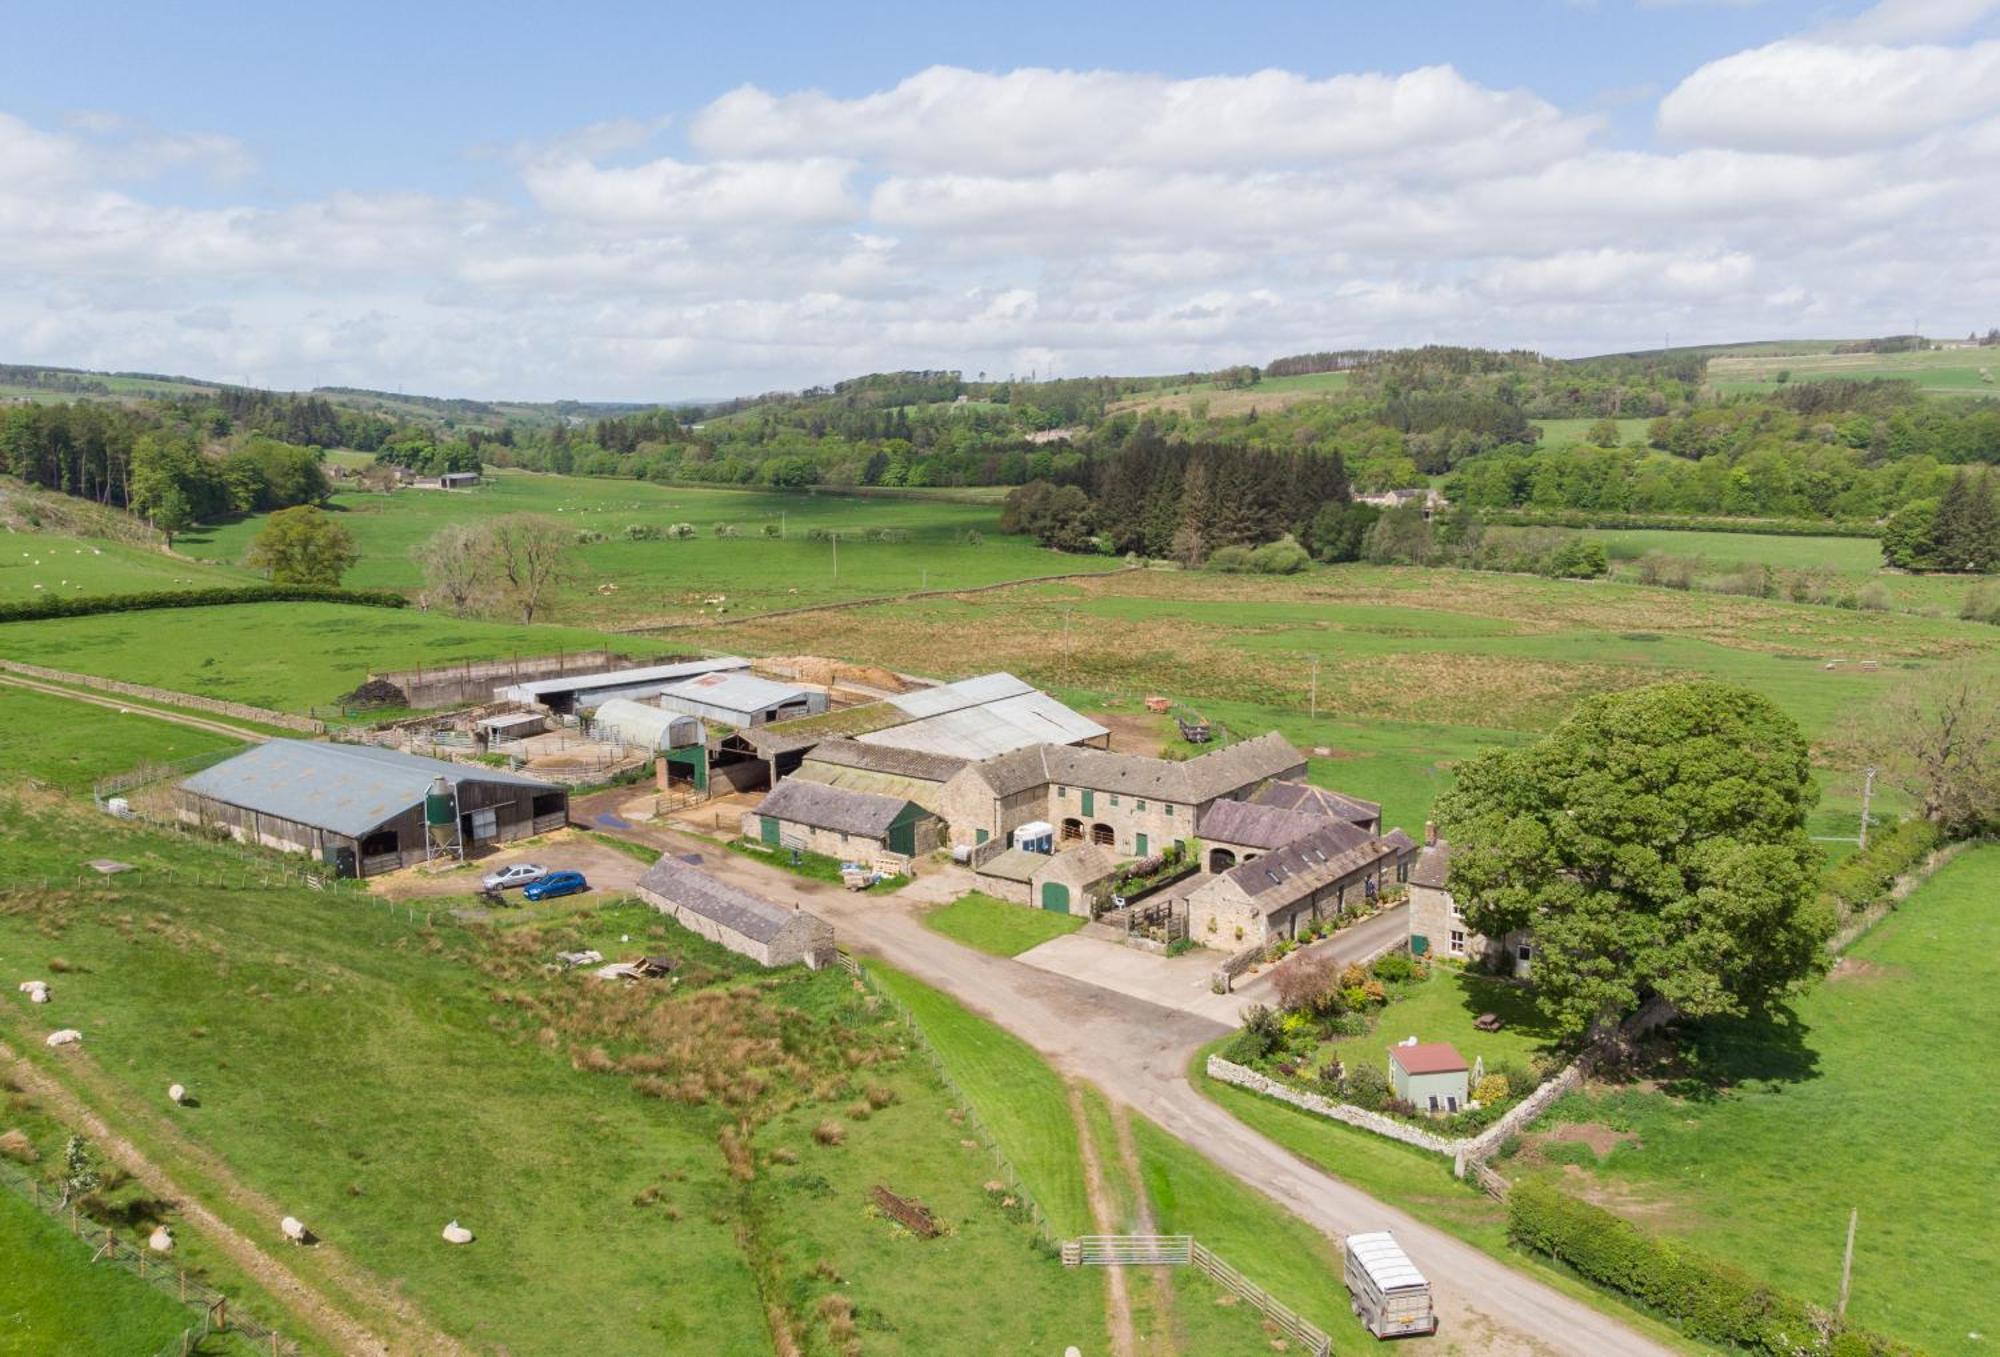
3 0 1998 398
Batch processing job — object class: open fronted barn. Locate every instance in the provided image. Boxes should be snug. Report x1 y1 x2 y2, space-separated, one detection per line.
178 740 567 877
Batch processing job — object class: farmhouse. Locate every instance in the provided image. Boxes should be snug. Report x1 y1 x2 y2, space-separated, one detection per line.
747 779 941 864
1388 1041 1470 1115
1405 826 1534 977
633 856 836 969
936 730 1309 855
971 842 1121 914
1185 820 1414 950
177 740 567 878
497 656 751 715
655 670 825 729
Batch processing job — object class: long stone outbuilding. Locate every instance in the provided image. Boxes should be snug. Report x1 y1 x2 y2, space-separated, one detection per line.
633 855 836 969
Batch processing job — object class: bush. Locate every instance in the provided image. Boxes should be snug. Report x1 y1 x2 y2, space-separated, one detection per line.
1205 545 1254 573
1247 534 1312 575
1822 817 1943 917
1635 552 1698 590
1855 581 1891 611
1506 1181 1914 1355
1370 951 1415 984
1960 581 2000 625
761 523 781 538
1548 539 1608 579
0 585 408 624
713 523 739 538
575 528 607 544
624 522 661 541
667 522 696 540
1473 1074 1510 1105
1341 1063 1391 1111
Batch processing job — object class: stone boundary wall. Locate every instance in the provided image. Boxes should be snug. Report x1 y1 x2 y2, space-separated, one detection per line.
1210 992 1683 1176
0 659 320 733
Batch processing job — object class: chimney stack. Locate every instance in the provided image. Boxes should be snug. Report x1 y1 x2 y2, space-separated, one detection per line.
1423 819 1437 848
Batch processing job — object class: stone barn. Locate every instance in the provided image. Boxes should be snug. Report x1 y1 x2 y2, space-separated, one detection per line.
633 856 836 969
177 740 567 877
745 779 942 865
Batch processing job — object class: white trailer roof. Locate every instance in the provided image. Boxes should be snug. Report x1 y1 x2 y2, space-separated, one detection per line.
1346 1232 1428 1293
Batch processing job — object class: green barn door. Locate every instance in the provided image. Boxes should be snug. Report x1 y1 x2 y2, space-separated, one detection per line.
888 821 915 856
1080 789 1095 815
760 816 781 846
1135 832 1149 856
1041 882 1071 913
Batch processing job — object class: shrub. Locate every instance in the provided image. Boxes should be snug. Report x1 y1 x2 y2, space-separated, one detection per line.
811 1120 845 1147
713 523 739 538
1273 956 1337 1016
1206 545 1254 573
1489 1059 1538 1099
1506 1181 1913 1355
0 585 409 624
762 522 781 538
1370 951 1415 984
1635 552 1697 590
624 522 661 541
1548 540 1608 579
1341 1063 1391 1111
1473 1074 1510 1105
575 528 606 544
1247 534 1312 575
1855 581 1891 611
1960 581 2000 625
964 529 984 546
1822 817 1943 917
667 522 696 540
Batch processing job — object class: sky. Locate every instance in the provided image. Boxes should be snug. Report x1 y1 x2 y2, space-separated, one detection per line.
4 0 1999 401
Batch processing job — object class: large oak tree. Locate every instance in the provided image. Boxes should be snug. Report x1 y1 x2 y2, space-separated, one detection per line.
1435 682 1830 1040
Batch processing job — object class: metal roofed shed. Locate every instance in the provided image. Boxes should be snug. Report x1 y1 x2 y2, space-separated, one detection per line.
497 657 751 714
177 740 567 878
856 674 1108 761
632 857 835 969
1343 1232 1436 1339
591 698 702 753
656 671 825 729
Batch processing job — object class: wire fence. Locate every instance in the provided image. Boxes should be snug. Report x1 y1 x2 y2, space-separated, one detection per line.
834 951 1055 1242
0 1157 298 1356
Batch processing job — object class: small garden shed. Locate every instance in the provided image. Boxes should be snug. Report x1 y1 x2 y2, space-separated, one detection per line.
1387 1041 1469 1115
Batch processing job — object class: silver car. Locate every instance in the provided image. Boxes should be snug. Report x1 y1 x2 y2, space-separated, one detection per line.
482 863 548 891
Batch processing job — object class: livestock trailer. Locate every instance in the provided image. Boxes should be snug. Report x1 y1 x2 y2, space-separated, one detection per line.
1343 1231 1436 1339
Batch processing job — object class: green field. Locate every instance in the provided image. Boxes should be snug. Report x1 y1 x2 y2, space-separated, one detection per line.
1709 345 2000 397
1531 417 1653 448
0 799 1092 1356
0 529 256 602
174 470 1119 627
1309 964 1563 1082
922 891 1086 956
0 685 243 788
1586 526 1981 615
1504 846 2000 1354
0 1189 207 1356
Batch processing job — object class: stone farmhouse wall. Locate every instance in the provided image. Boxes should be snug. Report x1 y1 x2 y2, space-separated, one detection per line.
1207 1057 1460 1156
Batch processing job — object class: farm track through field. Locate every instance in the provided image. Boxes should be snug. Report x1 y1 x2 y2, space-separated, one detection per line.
0 1036 471 1357
0 673 273 744
1070 1082 1138 1357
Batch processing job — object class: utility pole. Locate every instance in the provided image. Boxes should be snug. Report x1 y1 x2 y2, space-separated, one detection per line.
830 531 837 582
1859 765 1877 850
1309 654 1319 719
780 510 786 539
1838 1208 1858 1319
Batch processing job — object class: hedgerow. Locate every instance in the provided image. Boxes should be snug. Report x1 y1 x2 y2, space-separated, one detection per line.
1821 818 1945 919
1506 1180 1919 1355
0 586 409 624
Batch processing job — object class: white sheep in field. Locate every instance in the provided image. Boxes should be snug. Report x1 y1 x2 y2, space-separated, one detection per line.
168 1083 187 1105
280 1215 311 1245
148 1225 174 1253
441 1219 474 1245
45 1029 81 1048
17 980 49 1003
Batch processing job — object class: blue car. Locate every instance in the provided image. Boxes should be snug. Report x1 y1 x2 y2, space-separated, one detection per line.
521 870 588 902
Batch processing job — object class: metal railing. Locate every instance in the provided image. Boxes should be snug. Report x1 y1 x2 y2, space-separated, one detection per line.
1057 1232 1332 1357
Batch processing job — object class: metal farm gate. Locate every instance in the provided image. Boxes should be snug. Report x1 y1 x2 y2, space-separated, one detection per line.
1061 1235 1332 1357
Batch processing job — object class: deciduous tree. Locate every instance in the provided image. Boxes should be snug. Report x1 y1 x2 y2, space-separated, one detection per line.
1863 663 2000 837
412 521 489 616
244 506 358 587
1436 682 1828 1040
483 513 574 623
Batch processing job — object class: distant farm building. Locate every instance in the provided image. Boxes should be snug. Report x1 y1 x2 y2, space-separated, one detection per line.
497 656 751 715
747 779 942 864
633 856 835 969
655 671 825 729
590 698 703 754
177 741 567 877
437 471 481 489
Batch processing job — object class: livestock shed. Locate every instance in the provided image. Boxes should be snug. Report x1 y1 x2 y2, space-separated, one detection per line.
656 671 825 729
791 739 966 813
633 856 835 969
855 672 1109 760
747 779 941 863
177 741 567 878
496 656 751 715
591 698 703 754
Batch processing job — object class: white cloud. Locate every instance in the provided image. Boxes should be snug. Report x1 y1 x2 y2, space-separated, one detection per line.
1817 0 2000 42
1659 38 2000 150
519 152 857 227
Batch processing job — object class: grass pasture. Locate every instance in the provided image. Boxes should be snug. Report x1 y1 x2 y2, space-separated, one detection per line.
0 529 256 602
1504 846 2000 1354
1709 345 2000 397
0 1188 207 1356
1530 417 1653 448
1585 526 1982 615
1310 963 1562 1082
174 470 1119 627
0 799 1088 1356
922 891 1086 956
0 684 243 789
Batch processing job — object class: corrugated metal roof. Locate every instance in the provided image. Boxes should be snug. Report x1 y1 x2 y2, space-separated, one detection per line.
180 740 554 839
499 657 748 701
659 671 811 715
634 857 817 944
1346 1232 1428 1293
886 671 1034 718
859 690 1107 761
592 699 700 752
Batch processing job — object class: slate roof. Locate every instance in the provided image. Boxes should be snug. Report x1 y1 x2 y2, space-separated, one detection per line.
1410 841 1450 890
754 778 922 838
634 857 814 944
1215 820 1397 914
956 731 1307 806
1196 799 1326 850
801 738 967 783
180 740 554 839
1389 1042 1467 1075
1036 842 1121 887
1248 780 1381 826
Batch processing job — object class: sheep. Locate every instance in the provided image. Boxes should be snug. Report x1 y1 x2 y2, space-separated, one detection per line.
168 1083 187 1105
441 1219 474 1245
45 1029 81 1048
148 1225 174 1253
280 1215 311 1245
17 980 49 1003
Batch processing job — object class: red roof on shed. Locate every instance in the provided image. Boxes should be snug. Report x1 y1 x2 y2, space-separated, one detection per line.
1389 1041 1467 1075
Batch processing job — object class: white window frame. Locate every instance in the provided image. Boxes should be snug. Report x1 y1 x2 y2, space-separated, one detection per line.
1449 929 1465 955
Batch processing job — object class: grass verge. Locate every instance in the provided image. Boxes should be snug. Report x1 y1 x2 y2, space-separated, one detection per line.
922 891 1086 957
